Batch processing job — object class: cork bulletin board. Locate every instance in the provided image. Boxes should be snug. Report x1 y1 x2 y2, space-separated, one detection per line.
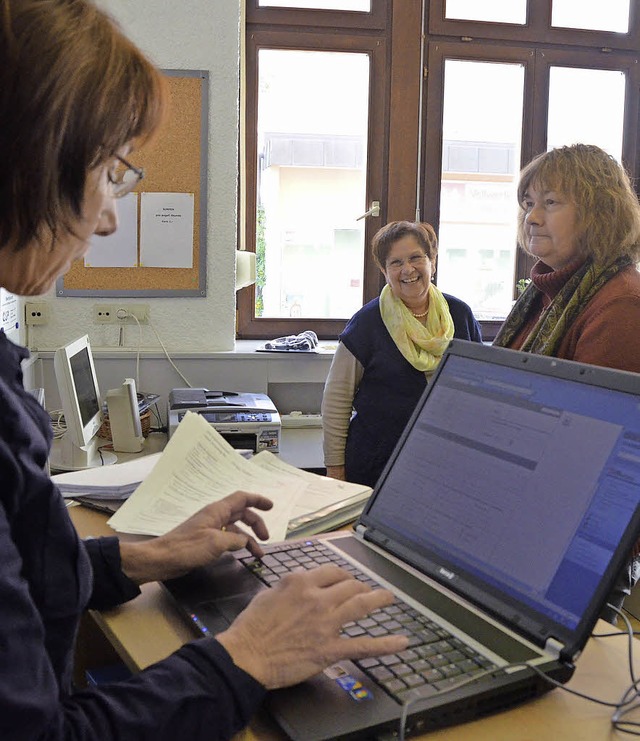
56 69 209 297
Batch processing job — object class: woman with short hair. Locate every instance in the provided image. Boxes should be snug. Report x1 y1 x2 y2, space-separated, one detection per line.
0 2 405 739
322 220 482 489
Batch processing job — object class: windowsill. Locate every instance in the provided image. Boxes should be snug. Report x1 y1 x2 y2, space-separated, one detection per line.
34 341 338 360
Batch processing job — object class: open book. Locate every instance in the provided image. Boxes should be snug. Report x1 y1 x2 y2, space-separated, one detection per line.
55 411 371 542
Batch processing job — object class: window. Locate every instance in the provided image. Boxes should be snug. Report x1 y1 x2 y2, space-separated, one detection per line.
255 49 370 320
425 1 640 335
241 1 640 340
258 0 371 9
240 0 395 339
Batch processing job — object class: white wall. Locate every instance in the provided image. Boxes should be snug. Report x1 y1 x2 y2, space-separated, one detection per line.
25 0 241 353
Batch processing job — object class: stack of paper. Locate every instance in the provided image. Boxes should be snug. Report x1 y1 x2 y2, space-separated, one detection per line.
55 412 372 543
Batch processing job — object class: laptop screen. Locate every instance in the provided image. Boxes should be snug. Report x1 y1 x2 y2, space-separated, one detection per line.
364 346 640 633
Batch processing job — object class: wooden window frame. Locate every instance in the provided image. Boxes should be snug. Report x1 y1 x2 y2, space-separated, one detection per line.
245 0 388 30
428 0 640 52
238 0 422 340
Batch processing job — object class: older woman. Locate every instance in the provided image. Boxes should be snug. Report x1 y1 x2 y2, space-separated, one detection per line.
493 143 640 623
322 220 481 488
494 143 640 370
0 2 405 739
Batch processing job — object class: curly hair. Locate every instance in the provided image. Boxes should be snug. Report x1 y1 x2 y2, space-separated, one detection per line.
517 144 640 264
371 221 438 270
0 0 166 251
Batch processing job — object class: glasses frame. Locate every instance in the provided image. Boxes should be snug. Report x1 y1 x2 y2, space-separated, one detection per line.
109 155 144 198
385 253 429 271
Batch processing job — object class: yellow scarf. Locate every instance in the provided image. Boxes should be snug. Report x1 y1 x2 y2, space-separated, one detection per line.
379 283 454 372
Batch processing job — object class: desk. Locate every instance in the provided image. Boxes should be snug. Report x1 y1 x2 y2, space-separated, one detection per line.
70 506 639 740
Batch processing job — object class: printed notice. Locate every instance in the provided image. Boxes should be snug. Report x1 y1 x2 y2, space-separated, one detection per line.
84 193 138 268
0 288 18 333
140 192 194 268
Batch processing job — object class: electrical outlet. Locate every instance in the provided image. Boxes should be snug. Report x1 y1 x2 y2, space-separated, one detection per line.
93 304 149 324
25 302 49 325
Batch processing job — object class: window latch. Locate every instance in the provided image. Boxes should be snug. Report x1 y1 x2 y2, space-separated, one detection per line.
356 201 380 221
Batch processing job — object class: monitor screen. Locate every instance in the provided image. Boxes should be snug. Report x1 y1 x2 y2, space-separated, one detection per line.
51 334 115 470
69 347 100 428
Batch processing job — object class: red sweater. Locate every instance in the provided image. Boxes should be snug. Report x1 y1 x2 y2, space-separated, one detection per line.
508 260 640 373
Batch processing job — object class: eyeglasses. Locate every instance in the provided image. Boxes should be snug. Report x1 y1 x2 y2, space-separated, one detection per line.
385 253 428 271
108 155 144 198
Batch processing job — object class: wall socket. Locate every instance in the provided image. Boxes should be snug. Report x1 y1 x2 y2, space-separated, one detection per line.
25 302 49 325
93 304 150 325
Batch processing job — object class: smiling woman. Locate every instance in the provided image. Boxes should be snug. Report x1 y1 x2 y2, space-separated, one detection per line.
322 220 482 488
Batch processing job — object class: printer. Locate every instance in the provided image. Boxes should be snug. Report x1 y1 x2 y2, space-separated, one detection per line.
167 388 281 453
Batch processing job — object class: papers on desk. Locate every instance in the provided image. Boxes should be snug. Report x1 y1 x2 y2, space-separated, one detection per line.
55 412 371 543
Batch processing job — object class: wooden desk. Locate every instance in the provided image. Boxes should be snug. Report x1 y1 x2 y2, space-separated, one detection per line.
71 506 640 740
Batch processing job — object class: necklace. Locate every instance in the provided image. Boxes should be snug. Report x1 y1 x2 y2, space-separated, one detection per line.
412 309 428 318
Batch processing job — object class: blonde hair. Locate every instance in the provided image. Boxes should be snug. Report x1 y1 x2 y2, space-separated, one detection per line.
517 144 640 264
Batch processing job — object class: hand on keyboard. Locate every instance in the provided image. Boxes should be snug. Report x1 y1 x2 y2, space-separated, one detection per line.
216 564 409 690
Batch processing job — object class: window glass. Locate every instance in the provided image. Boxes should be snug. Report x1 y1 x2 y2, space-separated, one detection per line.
258 0 371 9
547 67 626 161
551 0 630 33
437 59 525 321
255 49 369 319
445 0 526 24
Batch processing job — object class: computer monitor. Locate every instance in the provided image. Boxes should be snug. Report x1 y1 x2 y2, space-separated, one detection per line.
50 334 116 470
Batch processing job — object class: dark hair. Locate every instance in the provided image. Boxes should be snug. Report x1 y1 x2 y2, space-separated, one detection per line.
0 0 165 250
517 144 640 264
371 221 438 270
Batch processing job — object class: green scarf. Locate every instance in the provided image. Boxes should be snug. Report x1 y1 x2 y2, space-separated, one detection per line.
493 256 632 356
379 283 454 372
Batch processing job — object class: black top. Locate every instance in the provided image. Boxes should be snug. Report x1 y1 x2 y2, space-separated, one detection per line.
340 294 482 488
0 330 265 740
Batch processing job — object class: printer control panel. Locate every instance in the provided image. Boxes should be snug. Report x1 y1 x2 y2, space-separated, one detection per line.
196 411 276 424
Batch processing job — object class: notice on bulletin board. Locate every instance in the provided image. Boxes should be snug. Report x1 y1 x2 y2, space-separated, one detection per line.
1 288 19 340
84 193 139 268
140 192 195 268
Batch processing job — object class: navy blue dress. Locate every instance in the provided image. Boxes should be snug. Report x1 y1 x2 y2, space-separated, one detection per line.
340 295 482 488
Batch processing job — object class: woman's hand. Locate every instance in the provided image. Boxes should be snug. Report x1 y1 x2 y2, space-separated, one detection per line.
325 465 346 481
119 491 273 584
217 565 409 689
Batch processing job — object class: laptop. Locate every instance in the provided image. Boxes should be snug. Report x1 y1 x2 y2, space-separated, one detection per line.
163 340 640 740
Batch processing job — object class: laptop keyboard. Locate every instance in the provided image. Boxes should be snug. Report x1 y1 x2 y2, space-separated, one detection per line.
239 540 498 704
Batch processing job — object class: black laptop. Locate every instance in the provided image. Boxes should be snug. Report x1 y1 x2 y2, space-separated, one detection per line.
163 340 640 740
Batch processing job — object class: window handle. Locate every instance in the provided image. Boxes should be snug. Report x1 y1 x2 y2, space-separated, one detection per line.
356 201 380 221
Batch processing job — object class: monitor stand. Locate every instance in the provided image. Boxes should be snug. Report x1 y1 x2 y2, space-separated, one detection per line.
49 435 117 472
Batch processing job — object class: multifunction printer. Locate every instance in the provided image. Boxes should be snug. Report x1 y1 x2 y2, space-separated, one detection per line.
167 388 281 453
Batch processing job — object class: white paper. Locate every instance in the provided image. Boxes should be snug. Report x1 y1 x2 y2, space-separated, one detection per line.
52 453 161 490
249 451 371 522
108 413 301 542
0 288 18 334
85 193 138 267
139 192 194 268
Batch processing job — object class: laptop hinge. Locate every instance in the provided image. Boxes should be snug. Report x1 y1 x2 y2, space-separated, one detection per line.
544 636 564 659
354 523 367 537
